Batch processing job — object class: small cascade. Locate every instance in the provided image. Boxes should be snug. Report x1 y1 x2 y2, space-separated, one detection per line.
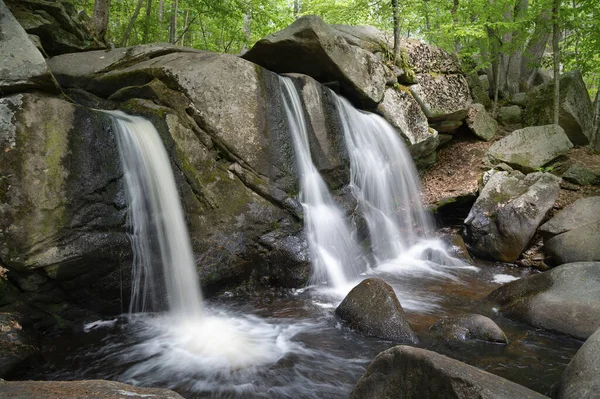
108 110 204 320
278 77 363 289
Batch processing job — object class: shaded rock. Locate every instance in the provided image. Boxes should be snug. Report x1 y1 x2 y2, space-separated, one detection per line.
336 278 418 343
463 171 561 262
430 119 463 133
511 92 527 106
488 262 600 340
399 38 461 75
557 326 600 399
409 73 472 121
0 380 183 398
350 346 546 399
539 197 600 238
441 233 474 264
466 72 492 110
466 103 497 141
562 164 599 186
524 71 593 145
243 15 387 107
376 86 437 158
497 105 522 125
0 0 58 94
0 313 36 377
487 125 573 172
430 313 508 343
479 74 490 91
545 221 600 264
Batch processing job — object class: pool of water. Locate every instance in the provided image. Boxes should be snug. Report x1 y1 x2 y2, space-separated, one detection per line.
12 261 581 398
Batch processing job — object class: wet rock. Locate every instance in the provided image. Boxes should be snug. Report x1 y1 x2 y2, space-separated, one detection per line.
0 380 184 398
463 171 561 262
487 125 573 172
243 15 387 107
488 262 600 340
0 0 58 94
557 326 600 399
336 278 418 343
466 103 497 141
350 346 546 399
430 313 508 343
0 313 36 377
562 164 599 186
524 71 594 145
441 233 474 264
409 73 472 121
497 105 522 125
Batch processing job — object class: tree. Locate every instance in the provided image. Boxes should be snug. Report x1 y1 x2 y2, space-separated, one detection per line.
121 0 145 47
90 0 111 41
392 0 400 60
553 0 561 126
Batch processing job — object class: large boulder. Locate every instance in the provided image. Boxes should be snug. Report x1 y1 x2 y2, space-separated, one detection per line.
0 380 183 398
562 164 599 186
487 125 573 172
350 346 546 399
524 71 594 145
497 105 522 126
335 278 418 343
539 197 600 264
0 0 58 94
488 262 600 340
466 103 497 141
466 72 492 109
430 313 508 344
399 38 461 75
243 15 387 107
409 73 472 121
557 326 600 399
463 171 561 262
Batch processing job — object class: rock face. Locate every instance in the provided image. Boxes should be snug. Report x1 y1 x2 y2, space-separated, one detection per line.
243 15 387 107
399 38 461 75
0 380 184 398
524 71 594 145
488 262 600 340
557 326 600 399
350 346 546 399
335 278 418 343
466 103 497 141
409 73 472 121
430 314 508 343
487 125 573 172
0 0 58 94
463 171 561 262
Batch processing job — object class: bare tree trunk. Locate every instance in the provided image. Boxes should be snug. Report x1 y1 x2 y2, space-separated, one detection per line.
552 0 560 126
142 0 152 43
159 0 164 21
592 82 600 151
392 0 400 61
169 0 178 44
180 9 189 46
493 52 501 118
240 13 251 52
423 0 431 31
90 0 111 41
451 0 460 53
505 0 528 97
121 0 145 47
293 0 301 19
521 9 551 89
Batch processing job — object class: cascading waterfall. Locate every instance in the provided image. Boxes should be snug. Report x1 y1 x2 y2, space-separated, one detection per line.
279 77 363 289
109 111 204 320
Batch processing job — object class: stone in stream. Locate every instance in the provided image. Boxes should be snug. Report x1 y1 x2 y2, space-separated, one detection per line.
0 380 184 398
557 326 600 399
430 313 508 344
335 278 418 344
350 346 547 399
488 262 600 340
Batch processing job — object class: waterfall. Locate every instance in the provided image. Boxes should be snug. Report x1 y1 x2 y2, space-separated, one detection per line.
108 110 204 320
278 77 362 289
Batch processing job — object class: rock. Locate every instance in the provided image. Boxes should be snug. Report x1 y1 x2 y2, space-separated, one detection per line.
409 73 472 121
497 105 522 125
429 119 463 133
335 278 418 343
524 71 593 145
466 72 492 109
0 380 184 398
487 125 573 172
562 164 599 186
398 38 461 75
511 92 527 106
557 326 600 399
539 197 600 238
441 233 474 264
243 15 387 107
0 0 58 94
0 313 36 377
479 74 490 91
430 313 508 343
463 171 561 262
466 103 497 141
545 222 600 264
376 86 438 158
5 0 106 56
330 24 392 53
489 262 600 340
350 346 546 399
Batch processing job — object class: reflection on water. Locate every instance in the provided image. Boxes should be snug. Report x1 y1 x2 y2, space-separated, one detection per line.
13 262 581 398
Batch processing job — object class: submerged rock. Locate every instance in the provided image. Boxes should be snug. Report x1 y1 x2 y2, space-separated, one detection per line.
487 125 573 172
557 326 600 399
463 171 561 262
430 313 508 343
466 103 497 141
350 346 546 399
0 380 183 398
336 278 418 343
488 262 600 340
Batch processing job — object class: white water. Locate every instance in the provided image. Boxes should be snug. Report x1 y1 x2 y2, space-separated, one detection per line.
279 77 363 289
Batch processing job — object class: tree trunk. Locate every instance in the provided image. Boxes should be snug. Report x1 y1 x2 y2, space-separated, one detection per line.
142 0 152 43
293 0 301 19
121 0 145 47
552 0 560 126
392 0 400 61
451 0 460 53
90 0 111 41
521 9 551 89
504 0 528 98
592 82 600 151
159 0 163 22
240 12 251 52
169 0 178 44
180 9 189 46
493 52 501 118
